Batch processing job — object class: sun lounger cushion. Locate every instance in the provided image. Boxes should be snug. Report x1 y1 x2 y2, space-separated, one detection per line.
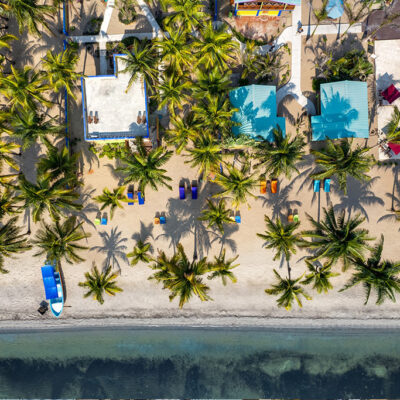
235 215 241 223
138 191 144 205
260 180 267 194
288 214 294 223
154 217 160 224
389 142 400 155
191 185 198 200
160 216 166 224
314 180 321 192
179 186 185 200
101 217 107 225
127 191 134 205
324 178 331 193
382 84 400 104
94 218 100 225
293 214 299 223
271 179 278 194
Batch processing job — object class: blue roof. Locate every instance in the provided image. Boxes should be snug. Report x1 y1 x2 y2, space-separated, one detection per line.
41 265 58 300
229 85 285 142
311 81 369 141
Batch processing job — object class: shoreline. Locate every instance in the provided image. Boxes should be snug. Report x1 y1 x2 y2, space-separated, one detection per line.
2 316 400 332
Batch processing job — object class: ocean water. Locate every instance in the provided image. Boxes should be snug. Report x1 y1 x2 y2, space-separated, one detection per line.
0 327 400 398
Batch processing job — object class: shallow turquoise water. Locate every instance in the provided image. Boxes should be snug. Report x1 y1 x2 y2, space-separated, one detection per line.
0 327 400 397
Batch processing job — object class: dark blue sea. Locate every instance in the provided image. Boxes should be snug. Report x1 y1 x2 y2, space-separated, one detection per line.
0 326 399 398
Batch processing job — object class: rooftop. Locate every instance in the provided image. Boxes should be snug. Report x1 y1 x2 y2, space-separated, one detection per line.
81 55 149 141
311 80 369 141
229 84 286 142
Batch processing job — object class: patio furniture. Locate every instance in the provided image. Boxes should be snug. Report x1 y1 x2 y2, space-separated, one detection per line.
288 213 294 223
138 191 144 205
271 179 278 194
191 183 198 200
179 185 185 200
293 214 299 223
94 217 100 225
382 84 400 104
324 178 331 193
260 179 267 194
127 188 134 205
154 217 160 224
160 216 166 224
235 214 241 223
101 216 107 225
314 179 321 192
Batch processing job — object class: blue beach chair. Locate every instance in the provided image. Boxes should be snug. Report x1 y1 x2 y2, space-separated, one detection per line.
314 180 321 193
191 183 198 200
160 216 166 224
324 178 331 193
179 185 185 200
127 188 134 205
101 216 107 225
235 215 241 224
138 191 144 205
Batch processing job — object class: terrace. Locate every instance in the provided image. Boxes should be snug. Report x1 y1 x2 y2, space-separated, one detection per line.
81 55 149 141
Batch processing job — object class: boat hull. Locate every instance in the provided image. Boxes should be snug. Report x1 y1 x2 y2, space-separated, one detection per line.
50 271 64 318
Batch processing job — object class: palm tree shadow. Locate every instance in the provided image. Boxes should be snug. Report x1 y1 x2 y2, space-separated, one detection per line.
105 161 125 185
258 180 302 220
65 186 99 228
333 176 384 220
156 182 214 258
131 221 154 246
210 223 239 256
91 227 128 273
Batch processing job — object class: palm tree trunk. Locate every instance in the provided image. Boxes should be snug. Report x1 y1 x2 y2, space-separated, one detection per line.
287 259 291 280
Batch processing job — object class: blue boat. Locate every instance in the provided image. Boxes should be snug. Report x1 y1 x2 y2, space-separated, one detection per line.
41 262 64 318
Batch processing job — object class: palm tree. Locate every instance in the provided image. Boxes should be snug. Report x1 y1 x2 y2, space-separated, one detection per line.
301 260 339 294
300 206 373 271
0 217 31 273
266 269 311 310
0 188 21 219
340 235 400 305
18 174 82 223
0 141 20 171
7 110 64 149
257 216 301 272
117 139 173 197
161 0 206 31
153 74 189 115
32 217 90 267
386 105 400 144
185 132 223 177
255 127 306 179
156 26 193 76
342 0 374 36
94 186 127 220
4 0 56 36
194 22 239 72
37 142 79 184
208 249 239 285
310 0 329 38
79 263 123 304
118 40 158 91
191 67 232 101
214 162 257 209
126 239 152 266
149 243 213 308
0 66 51 111
165 112 200 154
199 199 234 234
193 94 237 137
41 48 81 99
0 33 17 50
311 138 375 194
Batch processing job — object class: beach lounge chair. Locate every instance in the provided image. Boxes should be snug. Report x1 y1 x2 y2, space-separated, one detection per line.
271 179 278 194
382 84 400 104
260 179 267 194
314 179 321 192
235 214 241 223
160 216 166 224
288 213 294 223
94 217 100 225
154 217 160 224
324 178 331 193
293 214 299 223
138 191 144 205
127 188 134 205
101 216 107 225
179 185 185 200
191 183 198 200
